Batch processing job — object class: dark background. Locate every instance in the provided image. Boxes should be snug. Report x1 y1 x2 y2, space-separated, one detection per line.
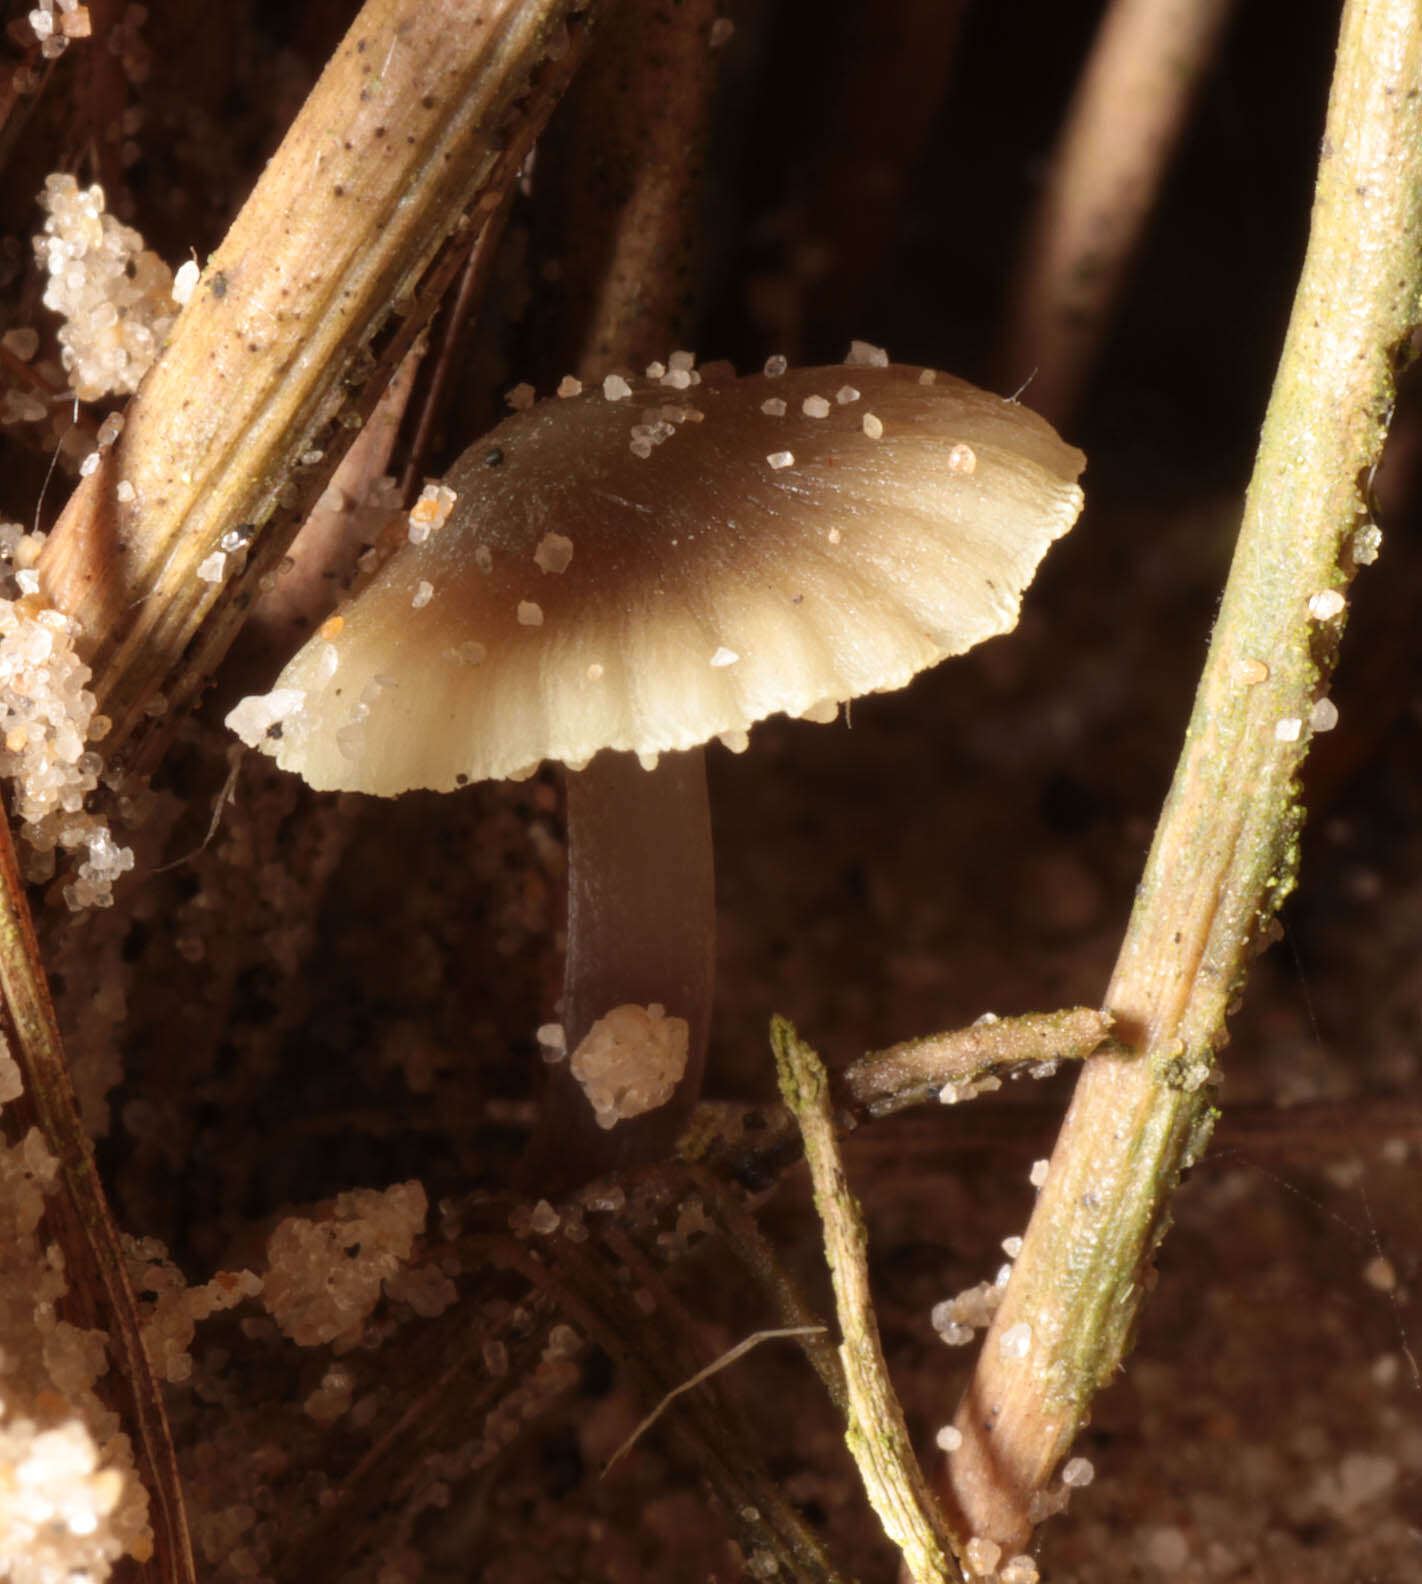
2 3 1419 1579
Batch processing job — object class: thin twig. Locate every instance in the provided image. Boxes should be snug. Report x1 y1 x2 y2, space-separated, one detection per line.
0 802 195 1584
844 1005 1113 1117
944 0 1422 1550
398 190 516 498
0 34 52 178
242 342 426 653
772 1016 962 1584
1000 0 1237 422
800 1 968 354
684 1006 1110 1192
274 1255 559 1584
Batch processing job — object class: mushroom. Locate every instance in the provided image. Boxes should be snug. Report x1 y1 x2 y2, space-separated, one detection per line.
233 354 1085 1188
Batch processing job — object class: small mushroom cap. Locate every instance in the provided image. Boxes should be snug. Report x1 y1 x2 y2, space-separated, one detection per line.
257 364 1085 793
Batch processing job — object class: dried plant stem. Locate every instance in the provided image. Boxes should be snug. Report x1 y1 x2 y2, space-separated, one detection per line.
0 806 195 1584
773 1017 961 1584
943 0 1422 1550
763 0 967 358
0 30 49 174
276 1278 560 1582
38 0 595 773
1000 0 1236 421
686 1007 1108 1192
241 343 425 654
76 0 129 199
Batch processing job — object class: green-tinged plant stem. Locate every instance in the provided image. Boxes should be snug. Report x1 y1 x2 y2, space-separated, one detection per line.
773 1016 962 1584
941 0 1422 1550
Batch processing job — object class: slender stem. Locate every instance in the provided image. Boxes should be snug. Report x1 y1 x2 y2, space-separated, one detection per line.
520 748 715 1191
240 345 424 658
593 1218 848 1583
398 188 518 498
0 803 195 1584
689 1164 848 1412
752 0 968 359
942 0 1422 1549
1000 0 1237 422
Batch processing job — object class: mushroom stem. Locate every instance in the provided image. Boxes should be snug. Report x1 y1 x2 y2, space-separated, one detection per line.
519 747 715 1192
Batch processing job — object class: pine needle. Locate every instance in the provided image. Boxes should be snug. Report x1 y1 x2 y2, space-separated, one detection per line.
603 1324 825 1474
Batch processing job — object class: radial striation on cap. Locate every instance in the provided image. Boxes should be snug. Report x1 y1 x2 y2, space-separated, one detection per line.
253 363 1086 794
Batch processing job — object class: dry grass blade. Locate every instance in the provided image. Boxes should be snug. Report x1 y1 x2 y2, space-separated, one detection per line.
272 1270 561 1584
37 0 597 774
688 1164 849 1411
397 194 515 499
604 1324 827 1473
941 0 1422 1550
0 803 195 1584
